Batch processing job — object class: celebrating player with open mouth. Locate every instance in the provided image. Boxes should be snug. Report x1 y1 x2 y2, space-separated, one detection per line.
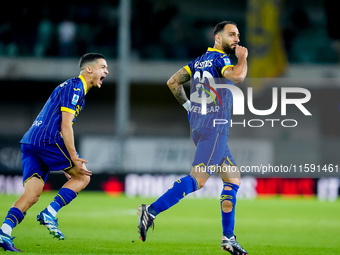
138 21 248 255
0 53 108 252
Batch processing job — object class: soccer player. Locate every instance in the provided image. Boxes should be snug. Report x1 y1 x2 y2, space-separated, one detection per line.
0 53 109 252
138 21 248 254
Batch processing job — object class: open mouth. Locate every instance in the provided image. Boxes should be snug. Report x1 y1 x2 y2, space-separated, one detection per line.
100 76 105 84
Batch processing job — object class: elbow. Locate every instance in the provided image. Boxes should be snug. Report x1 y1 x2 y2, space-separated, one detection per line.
60 124 66 136
232 75 246 85
167 76 179 89
167 78 175 88
60 122 71 134
233 77 245 85
60 121 68 131
225 72 246 85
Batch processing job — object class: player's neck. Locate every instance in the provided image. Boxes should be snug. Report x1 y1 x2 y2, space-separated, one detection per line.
213 43 225 53
79 72 93 92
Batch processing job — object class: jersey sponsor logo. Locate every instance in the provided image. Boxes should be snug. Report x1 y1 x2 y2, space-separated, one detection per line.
191 82 222 113
32 120 42 127
72 94 79 106
190 71 223 114
190 105 220 114
197 82 222 106
59 82 67 88
194 60 213 69
74 88 81 91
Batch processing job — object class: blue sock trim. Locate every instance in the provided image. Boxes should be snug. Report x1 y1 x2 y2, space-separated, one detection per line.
151 175 198 215
190 175 199 191
52 188 77 211
220 182 239 237
223 182 239 192
3 207 24 228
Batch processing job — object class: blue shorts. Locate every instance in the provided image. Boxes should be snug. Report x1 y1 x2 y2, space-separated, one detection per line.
21 143 78 184
192 128 236 176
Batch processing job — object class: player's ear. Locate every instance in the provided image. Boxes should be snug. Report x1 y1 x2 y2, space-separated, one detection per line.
85 65 92 74
215 33 221 44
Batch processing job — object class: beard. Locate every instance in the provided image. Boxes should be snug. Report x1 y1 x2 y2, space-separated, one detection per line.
221 40 236 54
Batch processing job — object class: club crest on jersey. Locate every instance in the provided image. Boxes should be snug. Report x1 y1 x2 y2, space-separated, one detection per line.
72 94 79 106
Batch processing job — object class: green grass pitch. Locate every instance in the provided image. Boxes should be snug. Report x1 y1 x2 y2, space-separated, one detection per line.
0 192 339 254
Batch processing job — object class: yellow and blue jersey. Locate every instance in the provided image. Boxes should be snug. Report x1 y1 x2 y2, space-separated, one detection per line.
20 75 87 146
184 47 235 136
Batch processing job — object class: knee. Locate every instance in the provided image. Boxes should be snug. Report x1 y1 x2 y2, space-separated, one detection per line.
69 172 91 187
80 174 91 188
27 192 41 206
70 174 91 191
31 194 40 205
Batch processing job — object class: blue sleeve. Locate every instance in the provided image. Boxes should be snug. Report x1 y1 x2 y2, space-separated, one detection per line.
216 55 234 76
60 80 82 115
183 59 196 77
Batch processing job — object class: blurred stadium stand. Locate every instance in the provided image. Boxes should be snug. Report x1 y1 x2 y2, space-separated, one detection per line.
0 0 338 62
0 0 339 197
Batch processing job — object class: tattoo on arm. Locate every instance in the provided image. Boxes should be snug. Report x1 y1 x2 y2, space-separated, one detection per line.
167 68 191 105
172 68 191 84
171 86 187 105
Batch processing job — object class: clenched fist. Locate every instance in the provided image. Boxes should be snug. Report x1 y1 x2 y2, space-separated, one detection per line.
235 45 248 59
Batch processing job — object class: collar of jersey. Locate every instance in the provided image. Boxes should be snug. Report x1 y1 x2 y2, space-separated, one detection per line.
207 47 225 54
78 75 88 95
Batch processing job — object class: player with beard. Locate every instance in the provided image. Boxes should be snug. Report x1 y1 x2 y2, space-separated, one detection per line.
138 21 248 254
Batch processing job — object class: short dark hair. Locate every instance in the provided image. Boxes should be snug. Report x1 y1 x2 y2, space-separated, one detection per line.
79 53 105 70
213 21 237 36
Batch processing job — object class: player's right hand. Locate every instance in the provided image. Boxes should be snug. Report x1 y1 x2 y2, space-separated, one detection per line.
72 157 92 176
235 45 248 59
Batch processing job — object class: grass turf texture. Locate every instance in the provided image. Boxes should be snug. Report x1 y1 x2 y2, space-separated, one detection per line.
0 192 339 254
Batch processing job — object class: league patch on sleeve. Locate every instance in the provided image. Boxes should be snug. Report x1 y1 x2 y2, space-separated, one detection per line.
223 57 231 65
72 94 79 106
